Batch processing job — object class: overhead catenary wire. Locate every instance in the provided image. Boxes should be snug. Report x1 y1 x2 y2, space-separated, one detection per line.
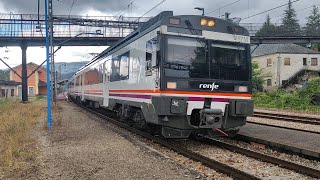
69 0 79 15
241 0 300 21
135 0 166 22
115 0 137 17
205 0 241 16
270 3 320 23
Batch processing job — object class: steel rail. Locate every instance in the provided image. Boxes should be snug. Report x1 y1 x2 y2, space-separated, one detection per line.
72 102 259 180
199 138 320 178
247 121 320 135
254 111 320 125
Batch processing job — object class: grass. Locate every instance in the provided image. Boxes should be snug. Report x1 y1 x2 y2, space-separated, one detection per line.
35 95 46 101
253 79 320 111
0 99 46 177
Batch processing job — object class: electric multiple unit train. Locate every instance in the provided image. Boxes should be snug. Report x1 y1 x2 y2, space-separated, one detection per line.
68 11 253 138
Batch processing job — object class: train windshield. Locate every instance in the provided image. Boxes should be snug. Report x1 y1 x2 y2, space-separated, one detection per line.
165 36 249 81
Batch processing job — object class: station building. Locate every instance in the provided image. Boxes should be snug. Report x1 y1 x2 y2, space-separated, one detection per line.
10 62 47 96
252 44 320 90
0 80 21 98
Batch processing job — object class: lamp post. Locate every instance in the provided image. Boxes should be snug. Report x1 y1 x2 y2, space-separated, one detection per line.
194 7 205 16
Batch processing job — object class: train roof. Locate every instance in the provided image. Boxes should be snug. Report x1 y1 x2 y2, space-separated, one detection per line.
75 11 249 74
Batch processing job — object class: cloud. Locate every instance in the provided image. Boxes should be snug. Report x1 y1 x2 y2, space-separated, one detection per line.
0 0 315 24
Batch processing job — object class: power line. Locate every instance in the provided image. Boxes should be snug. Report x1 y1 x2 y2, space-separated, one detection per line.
241 0 300 21
135 0 166 22
205 0 241 16
271 3 320 23
69 0 79 15
115 0 137 17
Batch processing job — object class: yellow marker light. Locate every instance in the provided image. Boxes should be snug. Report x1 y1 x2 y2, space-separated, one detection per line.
167 82 177 89
200 18 207 26
208 20 215 27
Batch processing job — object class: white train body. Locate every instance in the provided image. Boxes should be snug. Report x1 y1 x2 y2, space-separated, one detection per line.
69 11 253 138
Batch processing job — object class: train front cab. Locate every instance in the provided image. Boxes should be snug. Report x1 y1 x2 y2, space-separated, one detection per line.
141 25 254 138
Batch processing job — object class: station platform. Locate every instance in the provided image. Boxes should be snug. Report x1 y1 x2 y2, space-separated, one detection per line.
238 123 320 159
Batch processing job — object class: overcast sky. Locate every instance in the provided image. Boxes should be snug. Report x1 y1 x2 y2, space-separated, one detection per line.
0 0 318 69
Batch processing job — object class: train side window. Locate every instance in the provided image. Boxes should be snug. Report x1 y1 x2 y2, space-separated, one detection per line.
120 52 129 80
111 56 120 81
105 60 112 82
146 40 153 76
98 63 104 83
145 37 159 76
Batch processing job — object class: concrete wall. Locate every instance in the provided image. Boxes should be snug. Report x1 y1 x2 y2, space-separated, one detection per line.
252 53 320 89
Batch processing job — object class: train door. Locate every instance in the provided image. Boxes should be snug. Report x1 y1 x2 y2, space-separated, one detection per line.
103 60 111 107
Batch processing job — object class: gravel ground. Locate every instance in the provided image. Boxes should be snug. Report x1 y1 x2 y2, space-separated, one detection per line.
20 101 209 180
16 101 317 180
247 117 320 133
175 140 317 179
255 108 320 118
217 138 320 171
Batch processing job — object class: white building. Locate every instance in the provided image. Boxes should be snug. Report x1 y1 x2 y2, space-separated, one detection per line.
252 44 320 90
0 80 21 98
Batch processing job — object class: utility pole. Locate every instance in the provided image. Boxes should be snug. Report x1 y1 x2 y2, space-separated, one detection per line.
45 0 52 129
48 0 56 104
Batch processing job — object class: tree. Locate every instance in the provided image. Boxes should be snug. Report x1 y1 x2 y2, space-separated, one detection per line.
252 62 264 88
278 0 301 36
305 5 320 36
0 69 9 80
256 15 277 36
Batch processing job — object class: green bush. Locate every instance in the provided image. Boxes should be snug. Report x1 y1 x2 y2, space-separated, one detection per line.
253 79 320 111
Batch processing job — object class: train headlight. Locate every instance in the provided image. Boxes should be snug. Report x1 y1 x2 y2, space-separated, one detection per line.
167 82 177 89
235 86 248 92
201 18 207 26
208 20 215 27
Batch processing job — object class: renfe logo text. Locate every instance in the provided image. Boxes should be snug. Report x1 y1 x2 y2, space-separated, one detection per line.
199 82 219 91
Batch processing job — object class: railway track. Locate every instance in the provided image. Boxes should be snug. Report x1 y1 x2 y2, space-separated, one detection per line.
73 102 258 180
199 138 320 178
71 101 320 179
254 111 320 125
247 121 320 135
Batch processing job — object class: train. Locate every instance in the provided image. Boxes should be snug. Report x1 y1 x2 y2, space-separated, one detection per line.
68 11 253 138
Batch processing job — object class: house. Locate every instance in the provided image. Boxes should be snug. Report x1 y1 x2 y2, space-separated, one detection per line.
0 80 21 98
252 44 320 90
10 62 47 96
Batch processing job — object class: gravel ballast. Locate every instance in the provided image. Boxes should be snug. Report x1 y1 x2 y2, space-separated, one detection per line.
27 102 206 180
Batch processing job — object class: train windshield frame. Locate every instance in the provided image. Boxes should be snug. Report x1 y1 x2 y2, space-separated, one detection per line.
164 35 250 81
162 35 251 92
